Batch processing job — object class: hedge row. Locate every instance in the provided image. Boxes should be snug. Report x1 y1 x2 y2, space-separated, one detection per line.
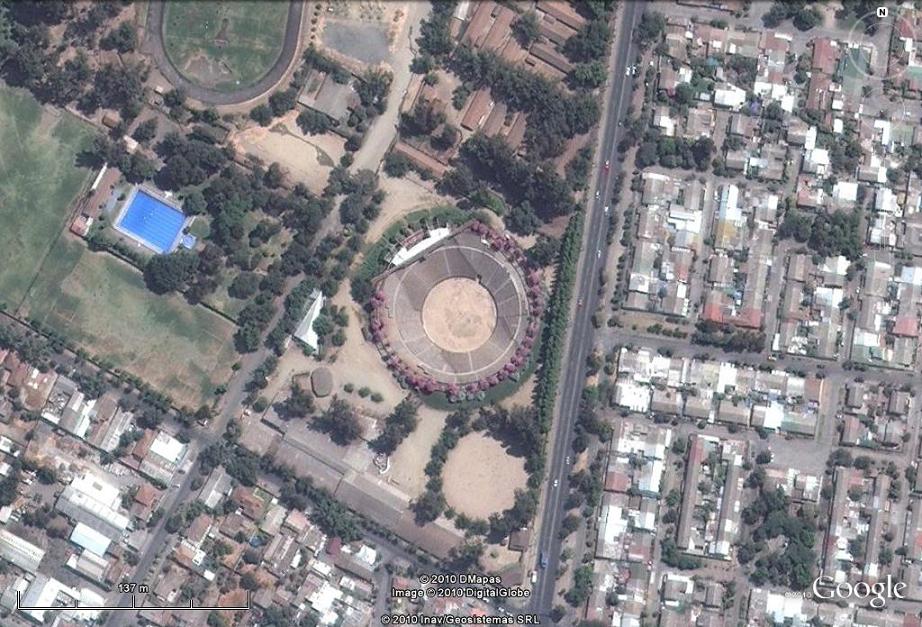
534 211 584 434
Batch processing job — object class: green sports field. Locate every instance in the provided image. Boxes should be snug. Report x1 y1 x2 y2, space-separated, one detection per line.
163 1 290 92
0 86 94 309
22 239 237 408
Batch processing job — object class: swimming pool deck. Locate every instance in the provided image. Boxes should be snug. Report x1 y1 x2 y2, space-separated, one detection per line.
113 187 188 254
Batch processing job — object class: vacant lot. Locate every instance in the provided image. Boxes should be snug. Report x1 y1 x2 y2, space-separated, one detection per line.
443 432 528 519
0 86 94 309
163 1 289 91
388 406 447 497
230 112 345 195
21 239 237 408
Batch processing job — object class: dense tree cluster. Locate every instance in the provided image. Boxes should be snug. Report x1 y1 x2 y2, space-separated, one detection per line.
314 398 362 445
143 251 199 294
563 17 611 64
444 134 578 223
1 2 148 117
692 321 765 353
534 213 583 436
371 398 419 454
451 46 600 158
636 131 715 171
155 131 230 190
413 409 471 523
762 1 822 31
778 209 862 260
635 11 665 49
738 488 817 589
412 0 456 73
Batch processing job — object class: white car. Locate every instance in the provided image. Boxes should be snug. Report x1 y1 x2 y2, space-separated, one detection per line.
604 205 610 214
552 479 559 488
597 249 601 259
595 190 600 199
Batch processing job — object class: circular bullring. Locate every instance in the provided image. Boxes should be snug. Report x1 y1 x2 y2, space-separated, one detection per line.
369 222 542 400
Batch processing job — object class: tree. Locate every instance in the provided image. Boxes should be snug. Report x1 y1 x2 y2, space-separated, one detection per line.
569 61 607 90
526 236 561 267
383 151 411 177
92 62 147 117
512 12 540 47
314 398 362 445
100 21 137 53
355 68 392 114
279 384 314 420
229 272 260 299
371 398 419 454
778 209 813 242
296 109 332 135
635 11 665 48
269 88 297 117
564 19 610 63
432 124 459 151
400 99 445 136
250 104 273 126
132 118 158 144
413 487 445 523
143 251 198 294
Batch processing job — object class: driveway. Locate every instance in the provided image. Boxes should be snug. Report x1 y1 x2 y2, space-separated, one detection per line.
349 1 432 173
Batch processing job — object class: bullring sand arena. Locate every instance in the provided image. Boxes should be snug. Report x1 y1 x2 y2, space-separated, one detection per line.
377 229 531 385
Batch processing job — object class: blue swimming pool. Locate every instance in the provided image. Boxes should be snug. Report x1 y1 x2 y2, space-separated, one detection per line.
116 189 186 254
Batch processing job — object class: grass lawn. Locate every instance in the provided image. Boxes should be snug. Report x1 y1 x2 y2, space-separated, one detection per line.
163 1 290 92
0 85 94 309
21 238 237 408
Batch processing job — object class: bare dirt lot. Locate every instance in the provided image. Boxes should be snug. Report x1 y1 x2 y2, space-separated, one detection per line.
422 278 497 353
368 174 456 243
386 405 448 497
326 286 406 410
443 432 528 519
314 1 408 69
230 111 345 194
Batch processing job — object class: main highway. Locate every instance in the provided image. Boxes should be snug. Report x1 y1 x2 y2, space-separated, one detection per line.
531 1 643 616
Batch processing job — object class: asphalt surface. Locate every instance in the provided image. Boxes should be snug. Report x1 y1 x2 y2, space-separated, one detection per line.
145 0 304 106
530 3 642 617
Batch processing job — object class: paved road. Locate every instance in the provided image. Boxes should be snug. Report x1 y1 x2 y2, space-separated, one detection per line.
530 2 642 616
144 0 305 106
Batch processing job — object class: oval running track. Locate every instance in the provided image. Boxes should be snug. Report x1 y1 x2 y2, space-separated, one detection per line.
145 0 305 106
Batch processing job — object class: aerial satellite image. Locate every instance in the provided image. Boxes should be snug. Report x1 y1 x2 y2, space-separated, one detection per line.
0 0 920 625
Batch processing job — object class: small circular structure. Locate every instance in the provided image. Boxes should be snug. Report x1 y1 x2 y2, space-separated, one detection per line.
311 367 333 397
369 222 542 401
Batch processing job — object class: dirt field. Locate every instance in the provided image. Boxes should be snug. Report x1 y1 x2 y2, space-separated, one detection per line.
443 432 528 519
262 285 405 412
231 112 345 195
498 374 537 411
386 405 448 497
422 278 497 353
314 1 408 69
368 174 455 243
